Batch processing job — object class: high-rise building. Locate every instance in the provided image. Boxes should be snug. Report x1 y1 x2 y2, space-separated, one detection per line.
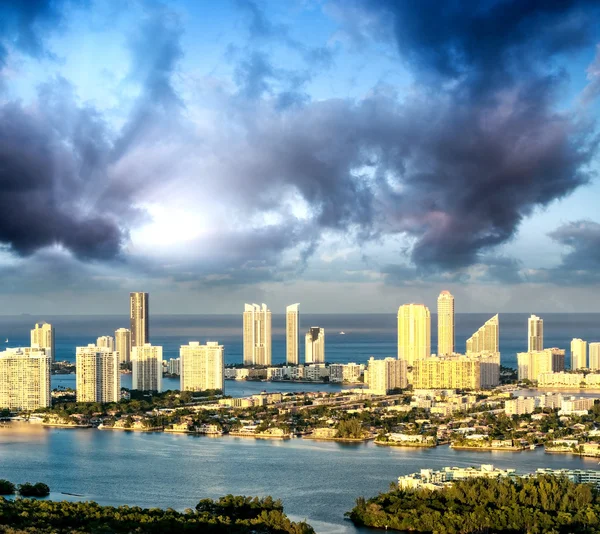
30 322 55 362
96 336 115 352
397 304 431 365
180 341 224 392
528 315 543 352
286 303 300 365
571 338 588 370
517 348 565 381
115 328 131 364
131 343 162 392
413 356 481 390
76 345 120 403
466 314 499 354
243 303 271 366
0 348 51 411
305 327 325 364
589 343 600 371
130 292 149 348
365 357 407 394
437 291 454 356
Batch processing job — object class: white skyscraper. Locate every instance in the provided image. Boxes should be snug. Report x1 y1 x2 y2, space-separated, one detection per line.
365 357 407 394
243 303 272 366
466 315 499 354
528 315 544 352
76 345 120 403
115 328 131 364
571 338 587 370
30 322 55 362
97 336 115 352
180 341 224 392
437 290 454 356
397 304 431 365
589 343 600 371
130 292 149 348
0 348 51 411
286 303 300 365
305 327 325 364
131 343 163 392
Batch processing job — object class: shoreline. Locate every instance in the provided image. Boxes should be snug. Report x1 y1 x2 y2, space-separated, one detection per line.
375 440 436 448
450 444 530 452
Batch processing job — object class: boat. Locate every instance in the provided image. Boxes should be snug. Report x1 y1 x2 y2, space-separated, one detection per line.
339 331 345 335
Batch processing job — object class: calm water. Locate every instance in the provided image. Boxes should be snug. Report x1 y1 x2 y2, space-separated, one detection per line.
1 424 600 534
2 313 600 369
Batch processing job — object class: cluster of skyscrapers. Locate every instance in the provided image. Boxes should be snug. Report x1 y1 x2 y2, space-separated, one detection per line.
242 303 325 366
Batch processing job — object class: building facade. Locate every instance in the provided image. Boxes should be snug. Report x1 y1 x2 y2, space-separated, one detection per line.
397 303 431 365
305 327 325 364
131 343 163 392
413 356 481 390
528 314 544 352
97 336 115 352
76 345 120 403
437 290 454 356
590 343 600 371
466 314 499 354
571 338 588 370
365 357 408 394
286 303 300 365
30 322 55 362
517 348 566 382
115 328 131 364
130 292 149 348
180 341 224 392
243 303 272 366
0 348 51 411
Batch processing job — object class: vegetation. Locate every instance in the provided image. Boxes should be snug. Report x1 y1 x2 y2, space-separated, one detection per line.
17 482 50 497
335 418 364 439
0 480 14 495
0 492 313 533
347 475 600 533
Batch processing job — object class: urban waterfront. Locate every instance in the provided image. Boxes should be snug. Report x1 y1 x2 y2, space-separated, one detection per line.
2 423 600 534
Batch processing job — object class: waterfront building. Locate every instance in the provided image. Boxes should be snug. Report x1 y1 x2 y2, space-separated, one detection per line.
538 372 584 388
180 341 224 392
397 303 431 365
115 328 131 364
76 344 120 403
286 303 300 365
505 396 537 415
131 343 162 392
571 338 588 370
96 336 115 352
590 343 600 371
517 348 565 381
30 322 55 362
528 314 544 352
130 292 149 348
0 348 51 411
329 363 364 383
166 358 180 375
398 465 517 491
365 357 408 394
437 290 454 356
304 363 328 381
466 314 499 354
305 327 325 364
243 303 272 366
413 356 481 390
559 396 596 415
534 469 600 488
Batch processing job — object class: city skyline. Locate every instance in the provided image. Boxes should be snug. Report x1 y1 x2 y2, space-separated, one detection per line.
0 1 599 314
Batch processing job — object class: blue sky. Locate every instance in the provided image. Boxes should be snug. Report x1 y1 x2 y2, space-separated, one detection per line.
0 0 599 314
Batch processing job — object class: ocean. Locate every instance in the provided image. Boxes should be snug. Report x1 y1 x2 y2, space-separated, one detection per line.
1 313 599 370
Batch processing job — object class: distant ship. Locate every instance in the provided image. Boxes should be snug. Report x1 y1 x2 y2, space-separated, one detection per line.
4 339 7 343
339 331 345 335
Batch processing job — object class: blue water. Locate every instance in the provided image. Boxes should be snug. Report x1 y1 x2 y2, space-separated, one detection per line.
2 313 600 370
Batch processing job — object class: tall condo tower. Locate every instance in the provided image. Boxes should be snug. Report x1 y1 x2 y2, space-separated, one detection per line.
397 304 431 366
180 341 224 392
437 290 455 355
528 314 543 352
115 328 131 364
130 292 149 348
305 327 325 364
30 322 55 362
571 338 587 370
76 345 120 403
286 303 300 365
0 348 51 411
466 314 499 354
131 343 162 392
243 303 272 366
96 336 115 351
589 343 600 371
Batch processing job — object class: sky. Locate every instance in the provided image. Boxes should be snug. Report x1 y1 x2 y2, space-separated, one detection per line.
0 0 600 315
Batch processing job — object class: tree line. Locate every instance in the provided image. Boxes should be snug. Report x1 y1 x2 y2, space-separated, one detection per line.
347 474 600 533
